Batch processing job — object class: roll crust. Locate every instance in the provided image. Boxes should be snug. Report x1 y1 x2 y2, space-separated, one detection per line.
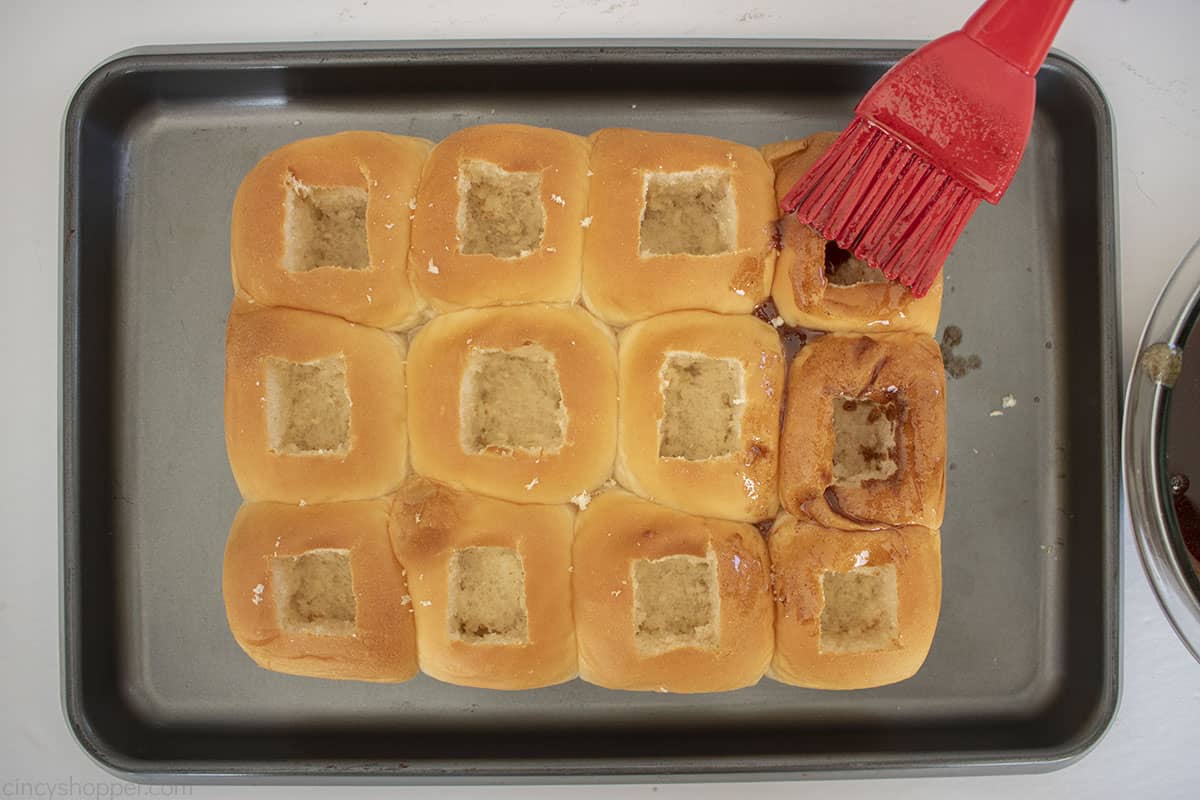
224 301 407 503
572 491 774 693
615 310 783 522
388 477 577 690
763 134 943 335
221 124 949 696
409 124 590 311
222 499 418 682
406 304 618 505
231 131 431 330
768 515 941 689
582 128 777 326
778 332 946 529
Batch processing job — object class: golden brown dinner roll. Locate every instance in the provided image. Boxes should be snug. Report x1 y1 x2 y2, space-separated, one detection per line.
572 491 774 693
222 499 418 682
388 477 577 689
768 515 941 689
778 332 946 529
762 134 943 335
231 131 431 330
615 310 784 522
225 301 407 503
406 303 618 505
409 124 590 311
581 128 777 326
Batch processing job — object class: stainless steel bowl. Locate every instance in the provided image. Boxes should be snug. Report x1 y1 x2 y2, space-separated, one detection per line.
1125 238 1200 663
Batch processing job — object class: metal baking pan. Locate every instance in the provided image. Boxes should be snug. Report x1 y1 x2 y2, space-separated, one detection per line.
61 42 1120 782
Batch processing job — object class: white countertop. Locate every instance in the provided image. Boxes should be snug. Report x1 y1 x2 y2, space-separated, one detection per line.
2 0 1198 797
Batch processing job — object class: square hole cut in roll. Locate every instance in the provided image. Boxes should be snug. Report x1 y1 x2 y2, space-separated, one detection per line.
824 242 889 286
265 356 351 455
819 565 900 654
658 353 745 460
460 345 566 454
639 170 736 256
271 549 356 636
832 395 899 486
457 160 545 258
448 546 530 644
633 553 720 654
283 177 369 272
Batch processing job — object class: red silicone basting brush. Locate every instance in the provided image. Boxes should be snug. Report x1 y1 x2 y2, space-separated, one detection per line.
782 0 1074 296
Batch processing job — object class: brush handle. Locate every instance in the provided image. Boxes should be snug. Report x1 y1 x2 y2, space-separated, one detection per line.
962 0 1073 76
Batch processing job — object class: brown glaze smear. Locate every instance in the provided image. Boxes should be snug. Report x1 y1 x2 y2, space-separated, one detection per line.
940 324 982 379
753 298 810 366
822 486 875 527
751 298 778 325
744 442 768 467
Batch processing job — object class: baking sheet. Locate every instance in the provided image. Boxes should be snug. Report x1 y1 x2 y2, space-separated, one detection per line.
61 42 1120 781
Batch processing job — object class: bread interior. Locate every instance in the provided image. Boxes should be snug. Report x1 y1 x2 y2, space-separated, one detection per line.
283 175 369 272
447 546 530 644
632 552 720 654
639 169 736 256
823 241 890 286
818 564 900 654
457 159 545 258
658 352 744 460
460 345 566 454
832 394 898 486
265 355 351 455
271 548 356 636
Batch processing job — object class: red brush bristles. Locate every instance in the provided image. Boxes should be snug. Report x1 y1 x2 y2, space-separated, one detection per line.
782 118 981 298
779 1 1075 295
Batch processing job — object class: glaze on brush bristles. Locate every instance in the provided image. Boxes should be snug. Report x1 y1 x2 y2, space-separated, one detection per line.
782 119 980 299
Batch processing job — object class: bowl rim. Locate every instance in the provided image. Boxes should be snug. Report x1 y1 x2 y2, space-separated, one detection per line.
1124 236 1200 663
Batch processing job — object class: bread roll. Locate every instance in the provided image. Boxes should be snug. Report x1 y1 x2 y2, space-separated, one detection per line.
222 499 418 682
409 124 589 311
225 301 407 503
615 310 783 522
581 128 777 326
762 134 943 335
406 304 618 505
388 477 577 689
779 332 946 529
572 490 774 693
231 131 431 330
768 514 941 689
